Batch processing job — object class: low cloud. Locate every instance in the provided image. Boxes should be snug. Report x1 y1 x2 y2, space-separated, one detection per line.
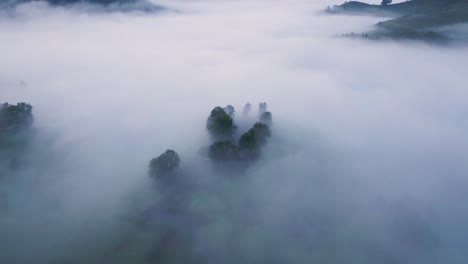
1 0 468 263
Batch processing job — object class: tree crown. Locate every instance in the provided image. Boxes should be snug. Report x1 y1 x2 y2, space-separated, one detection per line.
149 149 180 177
0 102 34 131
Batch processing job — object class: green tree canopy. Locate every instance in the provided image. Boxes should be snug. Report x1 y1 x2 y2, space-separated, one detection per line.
206 106 236 140
149 149 180 178
209 141 238 161
0 102 34 131
239 130 256 150
206 104 272 163
238 130 258 160
252 122 271 145
238 122 271 160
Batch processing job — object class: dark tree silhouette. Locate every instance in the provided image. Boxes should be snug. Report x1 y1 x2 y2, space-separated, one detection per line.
206 107 236 140
208 141 238 161
238 129 259 160
205 104 272 162
149 149 180 178
0 102 34 131
238 122 271 160
238 130 256 150
381 0 392 6
252 122 271 145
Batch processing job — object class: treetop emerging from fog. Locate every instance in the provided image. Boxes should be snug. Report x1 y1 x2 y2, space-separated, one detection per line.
0 102 33 131
148 149 180 179
206 106 237 141
148 103 273 181
208 103 272 162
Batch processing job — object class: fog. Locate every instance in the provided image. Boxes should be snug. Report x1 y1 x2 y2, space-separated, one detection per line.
1 0 468 263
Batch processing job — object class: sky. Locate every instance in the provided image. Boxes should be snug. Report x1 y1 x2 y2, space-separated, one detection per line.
1 0 468 263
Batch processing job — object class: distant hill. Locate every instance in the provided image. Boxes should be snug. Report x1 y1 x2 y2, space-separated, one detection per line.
0 0 166 12
327 0 468 43
329 0 452 16
378 0 468 30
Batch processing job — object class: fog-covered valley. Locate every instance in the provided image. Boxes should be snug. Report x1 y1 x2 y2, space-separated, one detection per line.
1 0 468 263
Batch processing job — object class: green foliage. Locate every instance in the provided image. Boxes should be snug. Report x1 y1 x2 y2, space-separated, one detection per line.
0 102 34 131
155 104 273 166
238 130 259 160
206 106 236 140
252 122 271 145
0 102 35 173
238 123 271 149
149 149 180 178
209 106 225 118
238 130 257 150
209 141 238 161
204 104 272 163
237 122 271 160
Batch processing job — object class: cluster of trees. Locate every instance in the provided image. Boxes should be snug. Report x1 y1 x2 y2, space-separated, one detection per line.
148 149 180 179
0 102 34 131
148 102 273 179
0 102 34 172
336 32 370 39
208 103 272 162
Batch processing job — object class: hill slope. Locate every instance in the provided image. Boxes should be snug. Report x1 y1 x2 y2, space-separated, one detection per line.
330 0 453 16
378 0 468 30
328 0 468 43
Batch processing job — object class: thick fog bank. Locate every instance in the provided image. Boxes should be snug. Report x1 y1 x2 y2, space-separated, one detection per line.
1 0 468 263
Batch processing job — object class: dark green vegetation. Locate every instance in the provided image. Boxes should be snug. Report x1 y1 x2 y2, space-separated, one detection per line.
0 102 33 131
208 103 272 163
208 141 238 161
149 150 180 179
0 102 34 173
237 122 271 160
148 103 273 180
206 106 236 141
326 0 468 43
208 121 271 162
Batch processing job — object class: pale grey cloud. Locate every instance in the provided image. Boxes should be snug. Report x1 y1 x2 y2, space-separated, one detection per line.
1 1 468 263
